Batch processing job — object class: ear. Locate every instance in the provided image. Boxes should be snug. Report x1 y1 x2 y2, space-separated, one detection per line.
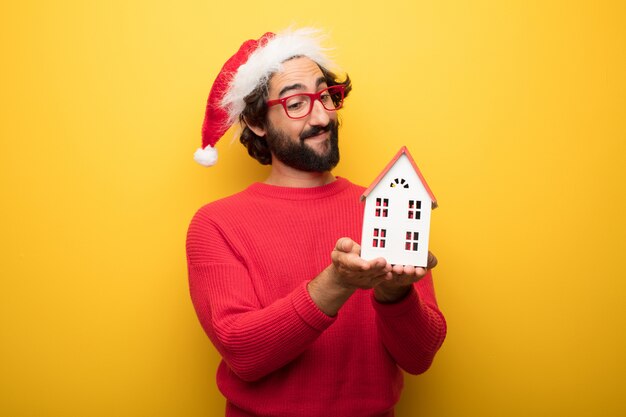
243 116 267 137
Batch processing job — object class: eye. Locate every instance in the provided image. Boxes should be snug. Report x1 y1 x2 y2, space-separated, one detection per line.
286 101 306 111
285 96 308 111
319 92 332 103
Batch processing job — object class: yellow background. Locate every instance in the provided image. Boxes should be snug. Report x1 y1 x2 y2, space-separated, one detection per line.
2 1 625 416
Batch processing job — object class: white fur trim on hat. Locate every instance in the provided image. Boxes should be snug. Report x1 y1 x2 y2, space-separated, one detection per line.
221 27 336 125
194 146 218 167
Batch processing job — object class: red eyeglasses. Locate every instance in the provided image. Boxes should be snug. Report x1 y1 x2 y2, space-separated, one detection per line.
266 85 345 119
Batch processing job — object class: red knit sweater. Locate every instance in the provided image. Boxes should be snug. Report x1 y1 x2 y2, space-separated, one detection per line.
186 177 446 417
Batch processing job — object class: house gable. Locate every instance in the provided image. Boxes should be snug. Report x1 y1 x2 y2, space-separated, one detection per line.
361 146 437 208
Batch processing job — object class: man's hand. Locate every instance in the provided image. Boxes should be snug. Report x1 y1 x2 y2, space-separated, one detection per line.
308 240 439 314
307 238 391 316
330 238 391 290
374 252 439 303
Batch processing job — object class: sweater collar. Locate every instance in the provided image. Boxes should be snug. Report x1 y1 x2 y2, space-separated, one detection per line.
247 177 352 200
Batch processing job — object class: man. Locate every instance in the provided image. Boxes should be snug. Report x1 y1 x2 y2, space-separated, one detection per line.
187 27 446 417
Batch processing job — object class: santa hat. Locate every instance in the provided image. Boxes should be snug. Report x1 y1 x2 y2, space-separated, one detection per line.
194 27 336 166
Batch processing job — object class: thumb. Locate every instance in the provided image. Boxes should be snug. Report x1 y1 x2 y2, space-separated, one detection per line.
427 251 438 270
335 237 355 253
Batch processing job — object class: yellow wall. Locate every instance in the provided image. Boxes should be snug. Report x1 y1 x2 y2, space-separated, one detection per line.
2 1 625 416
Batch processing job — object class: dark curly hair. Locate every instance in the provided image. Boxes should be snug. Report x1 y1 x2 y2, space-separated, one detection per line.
239 64 352 165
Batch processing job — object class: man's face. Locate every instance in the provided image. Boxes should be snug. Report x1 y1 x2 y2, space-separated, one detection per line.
262 57 340 172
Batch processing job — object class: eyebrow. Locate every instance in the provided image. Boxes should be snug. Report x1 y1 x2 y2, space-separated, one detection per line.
278 77 327 98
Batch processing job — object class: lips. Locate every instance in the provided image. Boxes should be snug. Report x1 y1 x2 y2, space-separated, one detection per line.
300 125 330 141
305 131 330 142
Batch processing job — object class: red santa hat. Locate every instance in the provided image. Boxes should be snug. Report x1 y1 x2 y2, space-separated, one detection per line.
194 27 336 166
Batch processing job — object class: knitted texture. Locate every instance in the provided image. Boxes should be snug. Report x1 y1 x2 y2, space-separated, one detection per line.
186 178 447 417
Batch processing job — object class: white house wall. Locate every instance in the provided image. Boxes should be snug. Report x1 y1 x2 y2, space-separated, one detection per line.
360 154 433 267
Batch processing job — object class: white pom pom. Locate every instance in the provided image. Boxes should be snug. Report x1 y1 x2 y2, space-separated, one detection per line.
194 146 218 167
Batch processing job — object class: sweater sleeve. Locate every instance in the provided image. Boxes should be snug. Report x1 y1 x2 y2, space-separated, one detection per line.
186 210 336 382
371 271 447 375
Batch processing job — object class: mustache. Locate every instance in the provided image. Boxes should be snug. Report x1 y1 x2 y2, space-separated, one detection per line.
300 121 337 141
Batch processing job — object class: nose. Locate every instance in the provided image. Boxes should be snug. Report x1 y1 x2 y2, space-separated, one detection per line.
308 98 331 126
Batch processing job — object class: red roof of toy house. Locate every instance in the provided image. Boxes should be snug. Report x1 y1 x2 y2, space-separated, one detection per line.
360 146 438 209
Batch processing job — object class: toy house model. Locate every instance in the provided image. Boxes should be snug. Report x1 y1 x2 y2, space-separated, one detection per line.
360 146 437 267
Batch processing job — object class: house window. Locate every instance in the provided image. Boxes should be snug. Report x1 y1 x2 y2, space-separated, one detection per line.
405 231 419 251
375 198 389 217
408 200 422 220
390 178 410 189
373 228 387 248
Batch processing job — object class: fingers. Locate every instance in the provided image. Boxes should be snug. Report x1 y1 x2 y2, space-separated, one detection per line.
388 264 428 283
390 264 414 275
335 237 361 255
391 264 422 276
368 256 389 270
427 251 438 270
330 238 398 290
335 241 438 272
335 237 352 252
331 246 365 270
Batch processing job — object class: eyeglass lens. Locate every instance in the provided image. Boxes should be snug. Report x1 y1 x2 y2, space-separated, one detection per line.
285 86 343 118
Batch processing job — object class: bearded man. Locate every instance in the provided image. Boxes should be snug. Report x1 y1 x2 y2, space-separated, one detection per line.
186 27 446 417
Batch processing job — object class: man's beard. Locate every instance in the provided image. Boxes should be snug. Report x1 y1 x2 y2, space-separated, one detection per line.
265 120 340 172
